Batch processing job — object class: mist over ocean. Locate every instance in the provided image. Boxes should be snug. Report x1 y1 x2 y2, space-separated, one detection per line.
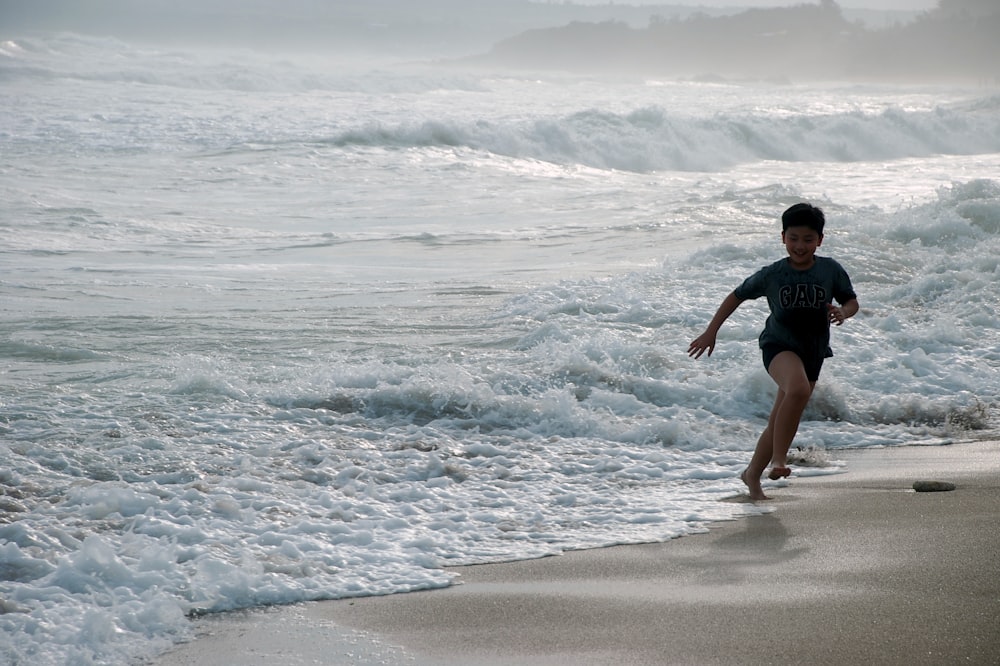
2 12 1000 664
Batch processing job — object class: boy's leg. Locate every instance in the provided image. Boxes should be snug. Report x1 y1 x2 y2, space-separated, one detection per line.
766 351 815 469
742 415 776 500
741 350 815 500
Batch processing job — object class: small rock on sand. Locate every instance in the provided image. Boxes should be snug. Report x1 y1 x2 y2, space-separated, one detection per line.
912 480 957 492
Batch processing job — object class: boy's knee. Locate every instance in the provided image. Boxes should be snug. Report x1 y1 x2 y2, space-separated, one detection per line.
784 381 813 403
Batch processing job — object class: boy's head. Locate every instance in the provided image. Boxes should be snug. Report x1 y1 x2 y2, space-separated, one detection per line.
781 203 825 236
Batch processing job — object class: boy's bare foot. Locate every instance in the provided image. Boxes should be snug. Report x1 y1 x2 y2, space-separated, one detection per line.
741 468 769 501
767 466 791 480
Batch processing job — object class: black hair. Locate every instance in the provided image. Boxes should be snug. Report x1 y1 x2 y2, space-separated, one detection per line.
781 202 825 235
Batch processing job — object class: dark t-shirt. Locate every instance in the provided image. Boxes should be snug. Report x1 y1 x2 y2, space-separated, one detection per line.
734 256 857 359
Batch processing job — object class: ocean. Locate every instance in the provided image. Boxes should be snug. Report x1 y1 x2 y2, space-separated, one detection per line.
1 32 999 665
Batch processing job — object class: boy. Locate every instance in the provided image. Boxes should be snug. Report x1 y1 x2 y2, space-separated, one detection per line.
688 203 859 500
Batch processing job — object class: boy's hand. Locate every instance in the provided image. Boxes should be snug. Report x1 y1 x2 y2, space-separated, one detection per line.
688 332 716 359
828 303 846 326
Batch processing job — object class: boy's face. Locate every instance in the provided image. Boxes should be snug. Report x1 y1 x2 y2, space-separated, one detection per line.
781 225 823 269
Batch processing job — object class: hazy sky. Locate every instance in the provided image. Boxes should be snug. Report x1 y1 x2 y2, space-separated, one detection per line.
571 0 938 9
703 0 936 7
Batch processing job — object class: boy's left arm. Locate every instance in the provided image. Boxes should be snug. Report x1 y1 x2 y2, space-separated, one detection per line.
828 298 859 326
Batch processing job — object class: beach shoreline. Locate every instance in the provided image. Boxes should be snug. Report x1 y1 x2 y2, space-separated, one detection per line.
152 440 1000 665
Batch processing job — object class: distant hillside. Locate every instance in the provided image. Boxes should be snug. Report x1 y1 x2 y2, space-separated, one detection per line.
0 0 924 59
849 0 1000 82
472 0 1000 83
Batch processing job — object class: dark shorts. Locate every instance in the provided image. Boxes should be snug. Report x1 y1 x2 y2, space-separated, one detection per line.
761 344 824 382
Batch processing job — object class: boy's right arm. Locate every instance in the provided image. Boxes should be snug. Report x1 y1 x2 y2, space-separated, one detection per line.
688 291 744 359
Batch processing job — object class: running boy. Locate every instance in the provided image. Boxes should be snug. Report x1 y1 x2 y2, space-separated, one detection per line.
688 203 859 500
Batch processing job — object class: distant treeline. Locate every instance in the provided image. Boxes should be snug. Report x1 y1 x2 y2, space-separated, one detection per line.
475 0 1000 82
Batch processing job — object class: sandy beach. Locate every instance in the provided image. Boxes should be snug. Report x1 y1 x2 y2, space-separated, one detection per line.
153 440 1000 666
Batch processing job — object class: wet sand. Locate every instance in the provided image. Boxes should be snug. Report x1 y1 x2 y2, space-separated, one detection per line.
153 440 1000 665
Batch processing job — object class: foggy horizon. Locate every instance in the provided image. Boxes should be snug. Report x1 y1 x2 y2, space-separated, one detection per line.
2 1 996 83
